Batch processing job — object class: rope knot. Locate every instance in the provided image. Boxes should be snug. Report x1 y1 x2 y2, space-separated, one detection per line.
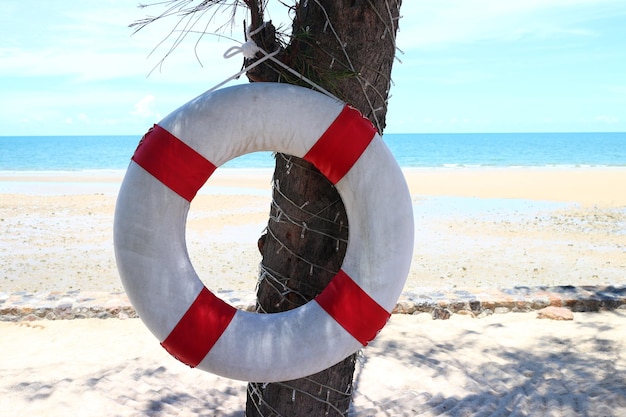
222 22 266 60
223 39 262 60
240 40 261 59
210 21 338 103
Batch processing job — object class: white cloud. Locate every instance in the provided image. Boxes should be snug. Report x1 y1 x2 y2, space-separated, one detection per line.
3 0 624 135
131 95 159 118
0 1 249 83
397 0 624 49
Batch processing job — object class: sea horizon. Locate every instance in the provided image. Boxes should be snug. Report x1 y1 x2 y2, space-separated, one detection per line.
1 132 625 171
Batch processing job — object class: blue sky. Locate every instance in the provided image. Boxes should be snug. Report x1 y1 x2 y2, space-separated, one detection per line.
1 0 625 135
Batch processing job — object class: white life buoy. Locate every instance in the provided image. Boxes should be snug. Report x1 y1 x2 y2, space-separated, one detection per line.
114 83 413 383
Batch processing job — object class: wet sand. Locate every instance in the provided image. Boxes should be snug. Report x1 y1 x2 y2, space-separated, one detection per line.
1 167 624 294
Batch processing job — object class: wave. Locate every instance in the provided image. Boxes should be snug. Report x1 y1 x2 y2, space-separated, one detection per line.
2 132 625 171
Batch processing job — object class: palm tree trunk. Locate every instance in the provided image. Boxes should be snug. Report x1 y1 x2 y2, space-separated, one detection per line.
245 1 402 415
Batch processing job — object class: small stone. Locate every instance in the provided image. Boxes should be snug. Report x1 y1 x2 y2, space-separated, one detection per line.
432 307 452 320
530 298 550 310
478 309 493 318
21 314 40 322
392 300 415 314
537 306 574 321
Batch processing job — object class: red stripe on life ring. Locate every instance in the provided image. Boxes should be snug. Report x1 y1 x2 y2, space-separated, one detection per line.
161 287 237 368
132 125 217 202
315 269 391 346
304 105 377 184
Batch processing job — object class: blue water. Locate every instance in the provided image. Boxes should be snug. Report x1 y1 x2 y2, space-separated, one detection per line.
0 132 624 171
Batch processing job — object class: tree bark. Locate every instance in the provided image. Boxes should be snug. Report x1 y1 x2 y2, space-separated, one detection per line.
245 1 402 416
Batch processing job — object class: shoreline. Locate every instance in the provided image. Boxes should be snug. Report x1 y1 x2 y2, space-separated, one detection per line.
1 167 625 295
1 165 626 203
403 166 626 207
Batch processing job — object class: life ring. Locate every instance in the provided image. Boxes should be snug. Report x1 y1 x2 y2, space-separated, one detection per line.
114 83 413 382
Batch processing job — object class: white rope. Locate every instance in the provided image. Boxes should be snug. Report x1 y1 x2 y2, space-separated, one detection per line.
223 21 268 59
247 375 351 416
205 22 343 103
205 44 280 94
223 39 262 60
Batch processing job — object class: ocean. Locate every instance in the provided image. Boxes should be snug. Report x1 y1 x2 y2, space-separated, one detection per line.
0 132 625 172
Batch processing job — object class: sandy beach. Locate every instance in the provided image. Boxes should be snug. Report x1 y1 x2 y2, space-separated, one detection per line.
1 311 626 416
1 167 625 294
1 167 626 416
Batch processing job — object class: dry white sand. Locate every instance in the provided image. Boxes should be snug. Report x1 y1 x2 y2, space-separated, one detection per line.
1 311 625 416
